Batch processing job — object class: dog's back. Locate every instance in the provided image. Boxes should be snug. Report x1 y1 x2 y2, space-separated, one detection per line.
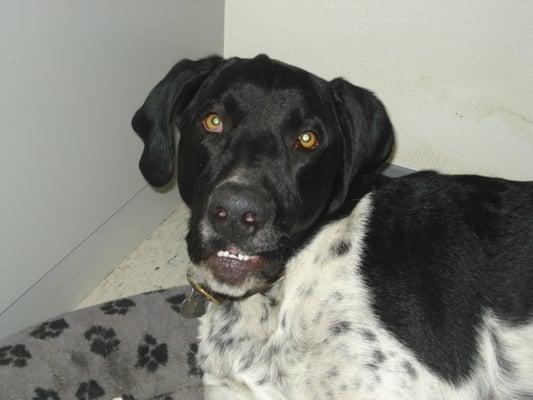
357 171 533 397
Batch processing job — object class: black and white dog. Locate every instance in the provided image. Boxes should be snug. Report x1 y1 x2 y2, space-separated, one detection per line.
132 55 533 399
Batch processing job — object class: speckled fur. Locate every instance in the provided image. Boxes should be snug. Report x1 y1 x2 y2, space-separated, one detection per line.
198 195 533 400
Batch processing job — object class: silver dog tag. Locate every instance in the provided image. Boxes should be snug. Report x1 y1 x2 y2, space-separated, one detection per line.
180 288 208 318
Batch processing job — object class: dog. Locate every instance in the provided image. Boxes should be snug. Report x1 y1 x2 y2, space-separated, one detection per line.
132 55 533 399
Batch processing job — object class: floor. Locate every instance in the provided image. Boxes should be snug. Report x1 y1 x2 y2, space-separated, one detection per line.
77 199 192 309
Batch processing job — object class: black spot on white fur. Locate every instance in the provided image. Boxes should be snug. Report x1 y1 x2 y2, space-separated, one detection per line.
268 297 279 307
373 350 386 364
260 303 270 323
360 328 377 341
281 313 287 329
330 240 352 257
403 360 417 378
366 362 379 370
331 321 351 335
240 349 257 370
327 366 339 378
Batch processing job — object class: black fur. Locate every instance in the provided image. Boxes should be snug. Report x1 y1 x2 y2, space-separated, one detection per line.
359 171 533 381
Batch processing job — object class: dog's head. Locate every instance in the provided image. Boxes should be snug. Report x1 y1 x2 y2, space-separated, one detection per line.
132 55 393 297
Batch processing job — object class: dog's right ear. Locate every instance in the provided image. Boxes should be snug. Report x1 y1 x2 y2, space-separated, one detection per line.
131 56 223 187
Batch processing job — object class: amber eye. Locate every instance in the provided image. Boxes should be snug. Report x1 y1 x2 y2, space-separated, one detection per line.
296 131 319 150
202 113 223 133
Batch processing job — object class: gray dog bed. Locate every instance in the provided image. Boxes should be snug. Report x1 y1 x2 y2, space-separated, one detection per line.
0 287 203 400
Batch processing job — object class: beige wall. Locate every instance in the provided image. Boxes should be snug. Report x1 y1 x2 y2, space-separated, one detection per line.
225 0 533 180
0 0 224 338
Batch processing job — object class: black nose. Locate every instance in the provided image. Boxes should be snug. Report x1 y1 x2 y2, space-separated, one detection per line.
207 182 272 241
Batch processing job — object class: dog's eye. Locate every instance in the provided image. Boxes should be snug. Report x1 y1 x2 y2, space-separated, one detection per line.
202 113 223 133
295 131 319 150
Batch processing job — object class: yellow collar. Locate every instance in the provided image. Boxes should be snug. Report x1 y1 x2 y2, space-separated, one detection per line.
189 281 226 305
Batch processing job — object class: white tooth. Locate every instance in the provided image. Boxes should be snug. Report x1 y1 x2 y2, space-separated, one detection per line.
223 251 229 257
230 254 238 259
217 251 223 257
238 254 244 261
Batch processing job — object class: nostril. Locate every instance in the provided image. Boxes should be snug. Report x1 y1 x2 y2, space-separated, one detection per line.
214 206 228 220
242 212 257 225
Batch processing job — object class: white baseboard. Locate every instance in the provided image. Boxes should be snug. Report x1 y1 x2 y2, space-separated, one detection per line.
0 184 179 340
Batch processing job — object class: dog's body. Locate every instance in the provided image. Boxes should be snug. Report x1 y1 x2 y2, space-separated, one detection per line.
133 55 533 399
198 173 533 400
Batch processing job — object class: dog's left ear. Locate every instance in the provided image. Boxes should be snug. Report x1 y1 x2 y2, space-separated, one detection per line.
132 56 223 187
328 78 394 212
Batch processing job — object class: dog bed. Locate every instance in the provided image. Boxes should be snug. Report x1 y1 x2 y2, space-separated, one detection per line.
0 286 203 400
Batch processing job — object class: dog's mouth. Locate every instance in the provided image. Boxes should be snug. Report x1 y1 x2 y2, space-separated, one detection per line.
206 247 267 286
186 218 289 298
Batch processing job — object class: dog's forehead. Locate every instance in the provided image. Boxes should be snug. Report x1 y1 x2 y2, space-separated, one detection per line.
202 57 328 111
222 56 323 88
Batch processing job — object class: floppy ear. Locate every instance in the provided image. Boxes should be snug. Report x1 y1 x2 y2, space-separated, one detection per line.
131 56 223 186
328 78 394 212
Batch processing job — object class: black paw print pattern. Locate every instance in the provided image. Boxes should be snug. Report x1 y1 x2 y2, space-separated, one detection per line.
83 326 120 358
136 334 168 372
0 344 31 368
33 388 60 400
166 294 186 314
75 380 105 400
30 318 69 340
100 298 136 315
187 342 203 376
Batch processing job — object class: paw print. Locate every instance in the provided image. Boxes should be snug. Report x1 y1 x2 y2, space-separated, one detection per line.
75 380 105 400
0 344 31 367
83 326 120 358
186 342 203 376
166 294 186 313
30 318 69 340
100 298 136 315
136 334 168 372
33 388 60 400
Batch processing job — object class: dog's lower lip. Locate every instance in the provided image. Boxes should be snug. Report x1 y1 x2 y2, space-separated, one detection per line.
206 254 266 285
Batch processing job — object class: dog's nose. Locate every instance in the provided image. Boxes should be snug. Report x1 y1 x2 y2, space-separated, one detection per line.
207 183 272 240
